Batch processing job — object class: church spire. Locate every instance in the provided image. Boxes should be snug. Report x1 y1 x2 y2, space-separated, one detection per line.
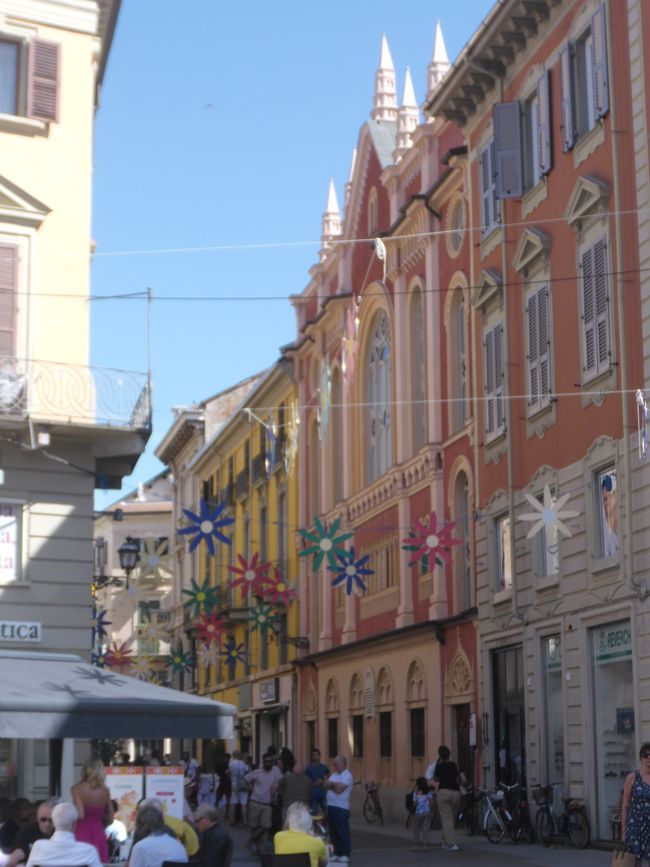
426 20 450 102
320 178 341 261
372 34 397 122
394 67 419 161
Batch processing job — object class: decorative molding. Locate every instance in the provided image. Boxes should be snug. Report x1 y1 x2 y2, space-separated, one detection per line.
573 120 606 169
521 176 549 219
513 227 551 274
444 649 473 698
565 175 611 227
0 173 50 227
472 268 502 315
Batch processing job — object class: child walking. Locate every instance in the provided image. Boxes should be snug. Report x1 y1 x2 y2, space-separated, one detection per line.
411 776 434 851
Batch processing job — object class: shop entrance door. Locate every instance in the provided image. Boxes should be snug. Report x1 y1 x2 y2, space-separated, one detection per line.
492 645 526 785
454 704 471 782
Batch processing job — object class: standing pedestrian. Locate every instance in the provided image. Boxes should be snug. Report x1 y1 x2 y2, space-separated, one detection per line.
433 745 461 852
244 753 281 855
324 755 352 864
622 742 650 865
305 749 329 816
410 776 434 851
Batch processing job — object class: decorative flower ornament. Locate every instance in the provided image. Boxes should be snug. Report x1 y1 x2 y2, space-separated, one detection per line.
221 638 247 669
317 360 331 441
329 547 374 595
178 498 235 556
284 401 300 475
263 567 298 606
168 649 194 674
137 619 168 645
138 538 172 581
104 641 133 673
194 611 226 646
182 578 219 617
247 602 280 634
129 655 155 682
299 516 353 572
227 552 271 596
402 511 461 568
518 485 579 542
91 607 111 641
196 642 220 669
637 389 648 462
92 650 107 668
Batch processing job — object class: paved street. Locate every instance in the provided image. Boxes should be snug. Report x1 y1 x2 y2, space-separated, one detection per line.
225 815 613 866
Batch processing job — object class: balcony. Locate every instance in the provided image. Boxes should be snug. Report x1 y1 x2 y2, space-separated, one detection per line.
0 356 151 431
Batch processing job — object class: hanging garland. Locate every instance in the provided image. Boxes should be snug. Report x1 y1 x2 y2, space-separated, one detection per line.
518 484 578 542
329 547 373 595
178 498 235 556
299 516 353 571
401 511 461 568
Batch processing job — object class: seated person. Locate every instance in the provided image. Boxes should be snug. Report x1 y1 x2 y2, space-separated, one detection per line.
129 806 187 867
0 799 31 853
11 799 56 862
194 805 233 867
274 802 327 867
138 798 198 857
25 802 102 867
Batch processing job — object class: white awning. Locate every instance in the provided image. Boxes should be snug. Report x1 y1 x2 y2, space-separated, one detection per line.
0 650 235 739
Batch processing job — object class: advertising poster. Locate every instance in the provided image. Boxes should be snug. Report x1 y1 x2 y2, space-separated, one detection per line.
105 767 144 832
144 766 185 820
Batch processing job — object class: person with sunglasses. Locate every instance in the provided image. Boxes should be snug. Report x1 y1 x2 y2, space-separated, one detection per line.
622 742 650 864
10 800 57 863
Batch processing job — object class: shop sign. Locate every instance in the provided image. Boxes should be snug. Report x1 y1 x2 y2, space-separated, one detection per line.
595 623 632 662
260 678 278 703
0 621 41 642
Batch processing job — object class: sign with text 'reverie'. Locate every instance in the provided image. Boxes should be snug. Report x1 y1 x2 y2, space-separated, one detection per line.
0 621 41 642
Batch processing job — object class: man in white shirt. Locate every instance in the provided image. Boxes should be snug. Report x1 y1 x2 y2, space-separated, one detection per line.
26 802 102 867
324 755 353 864
129 806 187 867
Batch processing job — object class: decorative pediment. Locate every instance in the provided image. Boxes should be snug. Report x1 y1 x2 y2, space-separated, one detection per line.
472 268 502 313
513 227 551 273
0 174 50 228
565 175 610 227
344 120 396 242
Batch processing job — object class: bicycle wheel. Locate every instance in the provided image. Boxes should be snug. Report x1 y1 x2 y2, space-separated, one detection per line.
517 813 535 843
465 804 477 836
504 809 519 843
567 810 590 849
485 809 505 843
536 807 553 847
363 795 381 824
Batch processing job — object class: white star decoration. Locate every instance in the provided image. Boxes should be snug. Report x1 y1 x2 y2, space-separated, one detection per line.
137 620 168 645
129 655 155 681
196 643 220 669
518 485 579 541
138 539 172 582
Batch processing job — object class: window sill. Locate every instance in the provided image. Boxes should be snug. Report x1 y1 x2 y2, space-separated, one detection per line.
526 400 556 440
480 225 503 259
492 588 513 606
522 177 548 219
580 366 616 408
484 430 508 465
535 573 560 592
0 114 48 136
591 555 620 577
573 121 606 168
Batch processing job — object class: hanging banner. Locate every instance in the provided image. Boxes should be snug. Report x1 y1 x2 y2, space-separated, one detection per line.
105 766 144 832
144 766 185 820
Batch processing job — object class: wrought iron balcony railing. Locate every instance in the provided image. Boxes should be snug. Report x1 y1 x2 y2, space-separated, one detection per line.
0 357 151 431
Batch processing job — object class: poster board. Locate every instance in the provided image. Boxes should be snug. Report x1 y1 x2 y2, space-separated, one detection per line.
105 767 144 832
144 766 185 820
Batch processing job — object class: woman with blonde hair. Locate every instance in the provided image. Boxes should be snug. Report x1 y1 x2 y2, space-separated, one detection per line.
71 756 113 861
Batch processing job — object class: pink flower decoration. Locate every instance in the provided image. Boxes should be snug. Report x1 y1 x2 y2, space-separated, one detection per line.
194 612 226 646
263 567 298 606
227 552 271 595
104 640 133 673
401 511 461 568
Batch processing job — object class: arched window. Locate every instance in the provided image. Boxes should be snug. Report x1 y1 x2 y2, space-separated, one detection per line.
410 288 426 453
367 311 392 483
310 419 320 520
330 367 343 506
454 471 473 610
450 289 468 433
368 187 378 236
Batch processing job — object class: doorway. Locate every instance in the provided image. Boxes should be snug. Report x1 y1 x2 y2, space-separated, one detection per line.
492 645 526 785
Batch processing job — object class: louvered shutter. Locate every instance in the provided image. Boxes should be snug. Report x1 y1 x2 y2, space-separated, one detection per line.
591 4 609 119
489 139 500 227
0 245 18 358
538 287 551 400
582 245 596 376
494 323 505 431
480 145 492 236
559 45 575 152
527 292 539 406
593 238 610 372
484 328 495 435
27 40 60 122
536 71 552 176
494 101 523 199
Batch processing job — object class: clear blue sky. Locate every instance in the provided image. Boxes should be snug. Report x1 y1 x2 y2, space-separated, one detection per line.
91 0 494 509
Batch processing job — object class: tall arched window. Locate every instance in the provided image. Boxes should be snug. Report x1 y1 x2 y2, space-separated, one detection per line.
310 419 320 521
331 367 343 506
410 288 426 454
368 187 378 236
454 471 473 610
367 311 392 483
450 289 468 433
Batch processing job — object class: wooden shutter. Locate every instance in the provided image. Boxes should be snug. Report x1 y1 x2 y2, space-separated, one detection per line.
494 323 505 431
484 328 495 435
489 139 500 228
480 145 492 237
593 238 610 371
527 291 539 406
536 71 552 176
494 101 523 199
582 245 596 376
591 4 609 119
0 245 18 358
559 45 575 152
538 287 551 400
27 40 60 122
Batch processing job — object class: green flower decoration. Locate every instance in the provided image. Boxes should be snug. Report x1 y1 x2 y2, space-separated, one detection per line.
167 650 193 674
299 516 353 572
182 578 219 617
247 602 280 634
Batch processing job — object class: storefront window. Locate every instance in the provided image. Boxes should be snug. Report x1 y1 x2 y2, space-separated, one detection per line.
592 621 634 839
543 636 564 778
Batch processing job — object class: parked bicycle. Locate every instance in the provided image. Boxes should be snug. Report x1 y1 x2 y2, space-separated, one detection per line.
355 779 384 825
498 781 535 843
531 783 590 849
477 786 518 843
455 783 478 836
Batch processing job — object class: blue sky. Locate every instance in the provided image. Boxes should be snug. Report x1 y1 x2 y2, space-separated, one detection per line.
91 0 494 509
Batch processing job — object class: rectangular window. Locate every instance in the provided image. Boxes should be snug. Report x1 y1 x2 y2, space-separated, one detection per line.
327 717 338 759
479 139 499 236
352 714 364 758
484 322 505 439
410 707 425 758
495 513 512 592
538 512 559 578
0 41 18 116
0 501 22 584
543 636 564 779
379 711 392 758
526 285 552 412
596 467 619 560
581 237 610 381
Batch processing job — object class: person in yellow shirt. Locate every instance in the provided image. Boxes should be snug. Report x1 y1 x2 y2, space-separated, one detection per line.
274 802 326 867
138 798 199 857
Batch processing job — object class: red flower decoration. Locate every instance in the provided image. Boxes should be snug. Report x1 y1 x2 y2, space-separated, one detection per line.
104 640 133 673
264 567 298 606
227 552 271 595
401 511 461 568
194 611 226 646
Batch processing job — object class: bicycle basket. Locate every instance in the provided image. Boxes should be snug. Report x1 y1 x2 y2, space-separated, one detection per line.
531 786 549 806
491 789 505 802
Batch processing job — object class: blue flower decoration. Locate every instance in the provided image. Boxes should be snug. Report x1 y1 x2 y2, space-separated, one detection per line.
91 607 111 641
178 498 235 556
92 651 107 668
221 637 248 669
329 547 373 596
